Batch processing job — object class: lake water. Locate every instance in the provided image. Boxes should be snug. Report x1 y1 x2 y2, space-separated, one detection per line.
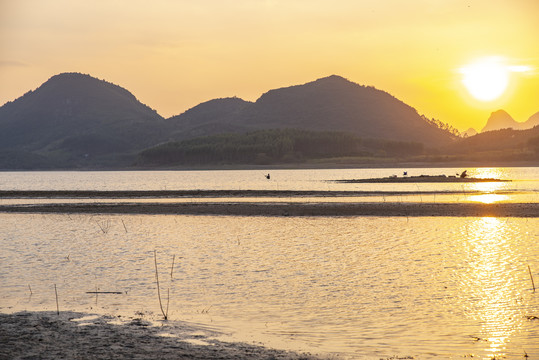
1 167 539 359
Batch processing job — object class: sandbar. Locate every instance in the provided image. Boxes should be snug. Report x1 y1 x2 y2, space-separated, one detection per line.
1 201 538 217
334 175 510 183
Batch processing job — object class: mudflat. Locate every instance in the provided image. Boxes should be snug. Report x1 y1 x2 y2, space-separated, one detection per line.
0 311 319 360
1 201 538 217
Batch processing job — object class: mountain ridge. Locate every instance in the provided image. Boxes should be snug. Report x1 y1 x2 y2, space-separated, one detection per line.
0 72 165 168
5 72 532 169
481 109 539 133
165 75 456 146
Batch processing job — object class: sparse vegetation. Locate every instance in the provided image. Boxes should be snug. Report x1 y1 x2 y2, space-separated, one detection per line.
153 250 175 320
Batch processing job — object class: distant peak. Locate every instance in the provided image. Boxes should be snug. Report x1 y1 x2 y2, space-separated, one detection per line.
317 74 348 81
48 72 95 82
313 75 353 84
489 109 511 117
481 109 517 132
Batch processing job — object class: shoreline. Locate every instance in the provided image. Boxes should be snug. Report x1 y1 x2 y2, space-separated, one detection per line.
2 160 539 172
1 201 539 217
0 189 494 198
0 311 320 360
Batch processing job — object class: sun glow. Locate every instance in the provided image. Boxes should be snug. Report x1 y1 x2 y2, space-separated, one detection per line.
460 57 509 102
459 57 533 102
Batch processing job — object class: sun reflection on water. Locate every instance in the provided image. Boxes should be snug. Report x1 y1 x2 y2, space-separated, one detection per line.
467 193 509 204
463 168 513 203
467 168 510 180
460 217 523 359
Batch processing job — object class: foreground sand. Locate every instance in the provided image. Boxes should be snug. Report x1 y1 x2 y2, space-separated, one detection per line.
1 201 539 217
0 311 320 360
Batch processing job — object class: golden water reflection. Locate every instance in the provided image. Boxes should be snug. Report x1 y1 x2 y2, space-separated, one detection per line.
467 193 510 204
467 167 511 180
465 168 513 204
459 217 523 358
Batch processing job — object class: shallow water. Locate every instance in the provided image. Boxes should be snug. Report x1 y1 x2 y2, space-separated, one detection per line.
1 167 539 205
1 167 539 359
2 213 539 359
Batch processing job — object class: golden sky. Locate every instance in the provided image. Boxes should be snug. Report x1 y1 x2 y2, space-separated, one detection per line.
1 0 538 131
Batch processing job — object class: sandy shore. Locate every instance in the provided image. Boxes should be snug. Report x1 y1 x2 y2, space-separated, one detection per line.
0 311 320 360
1 201 539 217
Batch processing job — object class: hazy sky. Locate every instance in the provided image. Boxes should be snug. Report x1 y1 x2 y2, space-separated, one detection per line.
1 0 538 130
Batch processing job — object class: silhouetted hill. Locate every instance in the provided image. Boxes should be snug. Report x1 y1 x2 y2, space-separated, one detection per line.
481 110 518 132
527 112 539 128
481 109 539 133
166 97 252 140
166 75 456 146
0 73 165 168
440 125 539 163
463 128 478 137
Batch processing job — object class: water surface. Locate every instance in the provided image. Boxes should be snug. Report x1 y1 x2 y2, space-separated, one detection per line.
1 167 539 359
2 214 539 359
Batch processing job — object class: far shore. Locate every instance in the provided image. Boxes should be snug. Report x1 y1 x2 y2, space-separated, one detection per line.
0 189 492 198
2 159 539 172
1 201 538 217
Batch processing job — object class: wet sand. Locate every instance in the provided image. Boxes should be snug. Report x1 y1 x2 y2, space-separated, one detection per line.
0 311 319 360
1 201 539 217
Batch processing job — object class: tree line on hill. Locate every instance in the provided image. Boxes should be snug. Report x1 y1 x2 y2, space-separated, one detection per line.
137 129 424 166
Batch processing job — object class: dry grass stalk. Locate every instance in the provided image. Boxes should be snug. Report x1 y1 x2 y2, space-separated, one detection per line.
153 251 176 320
54 284 59 315
96 219 111 234
528 265 536 292
154 250 166 319
121 219 128 233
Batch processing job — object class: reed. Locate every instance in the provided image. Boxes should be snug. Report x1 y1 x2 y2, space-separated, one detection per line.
28 284 32 296
54 284 59 315
170 254 176 278
528 265 535 292
154 250 175 320
121 219 128 233
96 219 111 234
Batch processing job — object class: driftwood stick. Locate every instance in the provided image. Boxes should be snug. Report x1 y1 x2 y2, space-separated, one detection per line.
86 291 123 294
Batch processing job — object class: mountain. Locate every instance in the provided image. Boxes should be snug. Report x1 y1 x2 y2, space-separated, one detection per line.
462 128 478 137
0 72 165 168
165 97 252 140
166 75 456 146
481 109 539 133
0 73 460 169
527 112 539 129
481 110 518 132
440 125 539 164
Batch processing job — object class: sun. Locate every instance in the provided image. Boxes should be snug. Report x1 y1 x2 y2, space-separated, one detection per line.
459 57 509 102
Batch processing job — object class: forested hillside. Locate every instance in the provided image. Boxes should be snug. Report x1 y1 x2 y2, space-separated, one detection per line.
137 129 424 166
